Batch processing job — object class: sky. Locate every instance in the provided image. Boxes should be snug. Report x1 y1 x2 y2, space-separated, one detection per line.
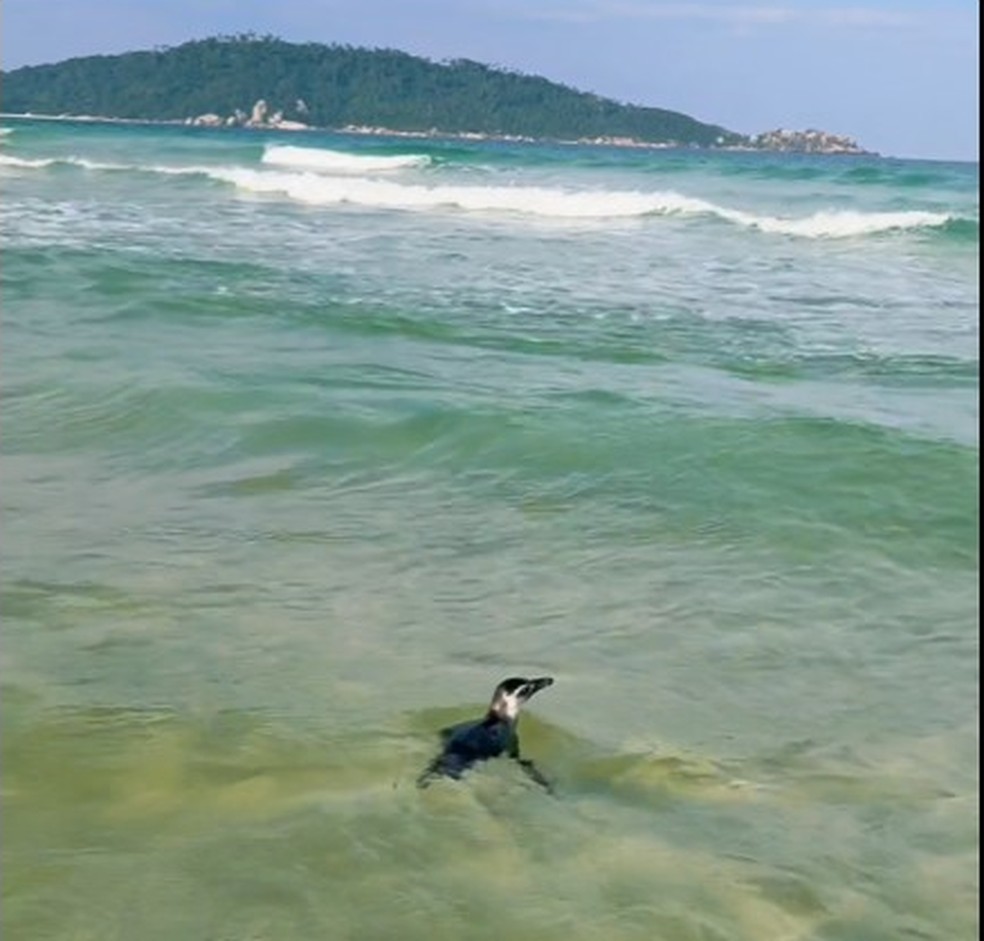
1 0 978 161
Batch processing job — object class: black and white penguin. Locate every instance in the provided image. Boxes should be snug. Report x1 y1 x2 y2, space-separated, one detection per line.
417 676 555 791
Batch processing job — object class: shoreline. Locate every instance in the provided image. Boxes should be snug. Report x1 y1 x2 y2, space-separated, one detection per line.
0 111 877 156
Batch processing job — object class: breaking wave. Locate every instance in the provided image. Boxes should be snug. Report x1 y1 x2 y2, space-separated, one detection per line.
0 152 962 239
210 165 957 237
0 153 56 169
0 153 212 176
261 145 431 173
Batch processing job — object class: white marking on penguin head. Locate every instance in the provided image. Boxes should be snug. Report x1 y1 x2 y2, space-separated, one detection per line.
489 676 554 720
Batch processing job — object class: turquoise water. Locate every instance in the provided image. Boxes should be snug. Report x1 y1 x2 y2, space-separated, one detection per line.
1 118 979 939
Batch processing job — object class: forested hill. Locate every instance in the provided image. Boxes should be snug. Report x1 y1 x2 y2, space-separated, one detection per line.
1 35 744 146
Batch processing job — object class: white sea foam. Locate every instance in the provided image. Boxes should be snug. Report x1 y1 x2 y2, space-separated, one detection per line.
0 153 135 172
0 152 956 238
261 145 430 173
208 166 955 237
207 166 711 217
716 207 953 238
0 153 58 169
0 153 214 176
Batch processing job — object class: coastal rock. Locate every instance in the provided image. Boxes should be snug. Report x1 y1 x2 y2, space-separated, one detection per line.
248 99 268 126
183 99 309 131
749 128 871 155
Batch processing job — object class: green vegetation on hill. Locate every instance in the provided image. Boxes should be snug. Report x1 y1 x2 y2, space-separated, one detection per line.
1 34 744 146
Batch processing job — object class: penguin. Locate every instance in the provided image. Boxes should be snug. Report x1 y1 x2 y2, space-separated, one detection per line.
417 676 555 791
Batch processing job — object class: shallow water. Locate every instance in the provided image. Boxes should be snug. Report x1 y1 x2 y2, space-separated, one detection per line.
1 117 979 939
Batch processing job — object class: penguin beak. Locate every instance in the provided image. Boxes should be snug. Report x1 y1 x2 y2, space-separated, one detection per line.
523 677 554 699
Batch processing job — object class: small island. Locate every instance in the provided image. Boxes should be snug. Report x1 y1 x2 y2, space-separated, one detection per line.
2 35 874 155
745 128 869 155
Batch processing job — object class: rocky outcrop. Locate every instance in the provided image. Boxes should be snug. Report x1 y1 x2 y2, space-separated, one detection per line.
188 113 223 127
747 128 872 155
186 98 309 131
248 99 268 126
185 105 870 154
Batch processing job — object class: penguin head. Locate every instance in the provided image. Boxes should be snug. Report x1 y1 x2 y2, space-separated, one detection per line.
489 676 554 721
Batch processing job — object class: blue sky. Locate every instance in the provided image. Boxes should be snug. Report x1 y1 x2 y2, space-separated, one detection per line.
1 1 978 160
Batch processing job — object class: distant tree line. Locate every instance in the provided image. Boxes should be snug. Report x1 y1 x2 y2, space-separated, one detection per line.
1 35 744 146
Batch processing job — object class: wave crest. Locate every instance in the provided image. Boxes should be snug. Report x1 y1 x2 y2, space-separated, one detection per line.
735 208 955 238
0 153 56 169
213 166 958 237
1 152 962 239
261 145 430 173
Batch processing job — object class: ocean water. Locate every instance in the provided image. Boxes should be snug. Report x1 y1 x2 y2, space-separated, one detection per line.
1 117 978 940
